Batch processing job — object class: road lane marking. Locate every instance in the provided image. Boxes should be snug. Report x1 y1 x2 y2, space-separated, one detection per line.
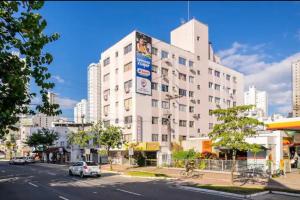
116 188 142 196
28 182 38 187
47 172 56 176
58 196 69 200
93 191 98 194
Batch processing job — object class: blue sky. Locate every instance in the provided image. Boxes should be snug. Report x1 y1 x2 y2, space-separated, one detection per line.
35 2 300 120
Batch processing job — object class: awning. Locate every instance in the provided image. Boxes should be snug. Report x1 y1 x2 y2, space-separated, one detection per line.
45 147 69 153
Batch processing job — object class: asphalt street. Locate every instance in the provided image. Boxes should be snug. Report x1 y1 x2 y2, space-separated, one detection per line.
0 161 244 200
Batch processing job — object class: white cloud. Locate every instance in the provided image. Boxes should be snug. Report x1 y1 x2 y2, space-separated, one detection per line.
217 42 300 115
52 75 65 83
57 97 77 109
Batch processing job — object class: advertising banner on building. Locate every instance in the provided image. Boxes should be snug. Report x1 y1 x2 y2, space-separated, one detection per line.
136 32 152 95
137 115 143 142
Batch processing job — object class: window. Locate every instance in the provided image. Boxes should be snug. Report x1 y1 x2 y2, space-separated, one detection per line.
226 74 231 81
152 82 158 90
227 100 231 107
115 68 119 74
233 101 236 107
179 57 186 65
179 73 187 81
209 109 213 116
152 117 159 124
189 121 194 128
162 118 168 125
124 80 132 92
179 104 187 112
189 91 194 97
179 88 187 96
209 96 213 102
123 134 131 142
162 101 170 109
209 82 213 88
124 43 132 54
103 57 110 66
152 99 158 107
197 100 201 104
115 101 119 108
208 68 213 75
161 84 169 92
115 118 119 124
189 76 194 83
124 98 132 111
124 62 132 72
103 89 110 101
115 51 118 57
197 70 200 75
161 50 169 59
152 134 158 142
189 106 194 113
162 134 168 142
152 65 158 73
124 116 132 124
233 89 236 95
179 120 187 127
197 85 201 90
197 36 200 41
215 97 221 104
197 56 200 61
162 68 168 76
214 84 220 91
152 47 158 55
103 73 110 82
214 70 220 77
233 76 237 83
209 123 213 129
103 105 110 116
189 61 194 67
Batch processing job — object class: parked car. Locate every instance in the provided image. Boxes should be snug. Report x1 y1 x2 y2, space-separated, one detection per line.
9 157 26 165
25 156 35 164
68 161 101 178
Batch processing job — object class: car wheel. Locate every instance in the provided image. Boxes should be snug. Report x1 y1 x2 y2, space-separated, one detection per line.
96 174 101 178
80 171 84 178
69 170 73 176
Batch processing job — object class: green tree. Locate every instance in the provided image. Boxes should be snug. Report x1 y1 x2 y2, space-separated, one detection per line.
25 128 58 151
67 130 93 149
0 1 61 138
98 125 123 170
208 105 263 184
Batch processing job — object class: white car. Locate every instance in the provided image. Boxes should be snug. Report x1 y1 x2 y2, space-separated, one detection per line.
69 161 101 178
25 156 35 164
9 157 26 165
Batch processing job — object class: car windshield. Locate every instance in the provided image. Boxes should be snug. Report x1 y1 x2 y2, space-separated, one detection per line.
17 157 24 159
86 162 97 166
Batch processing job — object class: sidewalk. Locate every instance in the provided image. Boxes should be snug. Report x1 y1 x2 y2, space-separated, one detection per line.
101 164 300 191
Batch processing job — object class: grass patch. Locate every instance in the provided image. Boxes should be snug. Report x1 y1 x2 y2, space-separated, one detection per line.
193 185 266 195
126 171 169 178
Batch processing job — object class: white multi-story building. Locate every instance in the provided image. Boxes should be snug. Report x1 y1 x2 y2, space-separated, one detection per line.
74 99 88 123
97 19 244 154
47 92 58 105
244 85 268 118
88 63 101 123
292 60 300 117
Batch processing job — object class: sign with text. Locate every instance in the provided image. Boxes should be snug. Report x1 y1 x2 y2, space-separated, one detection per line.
136 32 152 95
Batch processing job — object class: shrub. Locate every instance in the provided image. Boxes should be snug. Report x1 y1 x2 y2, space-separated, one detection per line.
172 149 196 160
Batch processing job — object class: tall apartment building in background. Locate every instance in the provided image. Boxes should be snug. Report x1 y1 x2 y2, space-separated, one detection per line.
292 60 300 117
47 91 58 105
244 85 268 118
88 63 101 123
74 99 88 123
97 19 244 153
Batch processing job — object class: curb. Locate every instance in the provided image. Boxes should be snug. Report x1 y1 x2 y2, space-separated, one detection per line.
271 191 300 197
102 170 178 180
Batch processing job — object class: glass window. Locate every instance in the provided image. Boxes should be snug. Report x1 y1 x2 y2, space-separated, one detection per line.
103 89 110 101
162 134 168 142
161 68 168 76
124 43 132 54
103 105 110 116
179 120 187 127
179 73 186 81
209 123 213 129
208 82 213 88
124 116 132 124
179 104 187 112
162 101 170 109
179 57 186 65
214 70 220 77
124 62 132 72
209 109 213 116
152 82 158 90
124 80 132 92
115 51 118 57
189 76 194 83
233 101 236 107
189 121 194 128
209 96 213 102
162 118 168 125
215 84 220 91
152 134 158 142
215 97 221 104
152 65 158 73
103 57 110 66
152 47 158 55
179 88 186 96
103 73 110 82
189 91 194 97
152 99 158 107
189 61 194 67
208 68 213 74
161 50 169 59
161 84 169 92
124 98 132 111
189 106 194 113
226 74 231 81
152 117 159 124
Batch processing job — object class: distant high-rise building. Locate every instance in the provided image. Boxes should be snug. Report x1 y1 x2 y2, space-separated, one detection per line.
88 63 101 123
47 92 58 105
74 99 88 123
244 85 268 118
292 60 300 117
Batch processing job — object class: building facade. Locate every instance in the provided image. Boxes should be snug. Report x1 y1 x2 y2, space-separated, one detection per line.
47 92 58 105
98 19 244 153
74 99 88 123
292 60 300 117
244 85 268 118
88 63 101 123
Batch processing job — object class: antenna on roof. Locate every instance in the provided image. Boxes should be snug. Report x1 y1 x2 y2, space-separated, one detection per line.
187 0 190 21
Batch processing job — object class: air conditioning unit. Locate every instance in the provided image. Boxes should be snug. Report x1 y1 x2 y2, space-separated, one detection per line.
190 99 196 104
